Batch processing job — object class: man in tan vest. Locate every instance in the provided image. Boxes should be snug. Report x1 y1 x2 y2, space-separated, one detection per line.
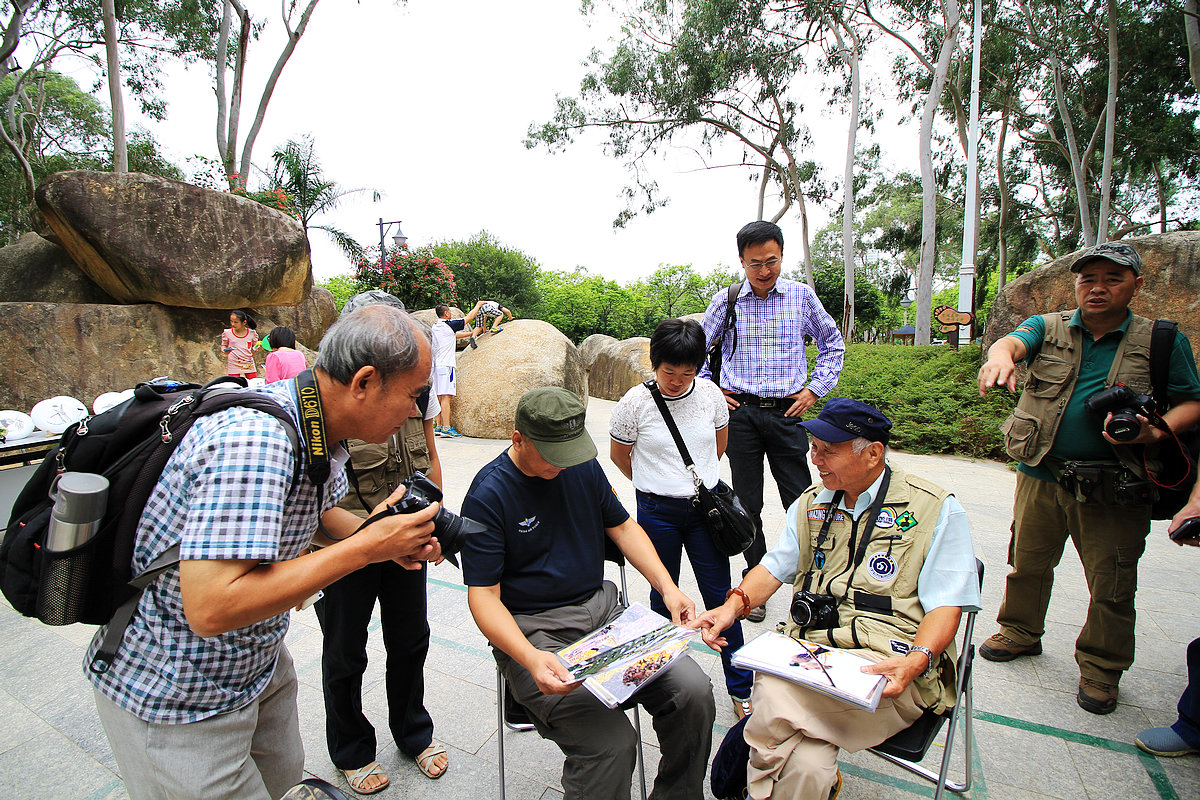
695 399 980 800
978 241 1200 714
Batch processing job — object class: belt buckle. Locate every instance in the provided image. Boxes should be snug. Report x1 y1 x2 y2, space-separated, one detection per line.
758 397 778 408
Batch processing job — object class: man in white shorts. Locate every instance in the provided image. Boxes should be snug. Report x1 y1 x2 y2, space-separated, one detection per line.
432 302 484 438
475 300 513 334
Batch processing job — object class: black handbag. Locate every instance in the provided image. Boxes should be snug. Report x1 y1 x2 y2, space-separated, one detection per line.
645 380 757 557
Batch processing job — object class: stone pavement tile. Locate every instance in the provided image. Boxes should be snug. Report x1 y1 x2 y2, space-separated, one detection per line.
974 670 1153 742
0 728 126 800
420 668 504 756
485 726 565 791
1154 752 1200 800
1121 668 1190 716
975 719 1086 798
1066 740 1164 800
982 782 1078 800
0 686 53 757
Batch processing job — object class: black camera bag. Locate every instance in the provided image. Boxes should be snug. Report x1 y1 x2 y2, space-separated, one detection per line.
1148 320 1200 519
0 377 300 671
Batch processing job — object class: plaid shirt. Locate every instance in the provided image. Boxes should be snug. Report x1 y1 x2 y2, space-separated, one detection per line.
698 278 845 398
86 380 348 724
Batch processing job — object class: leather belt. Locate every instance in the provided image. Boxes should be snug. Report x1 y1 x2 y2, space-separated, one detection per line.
731 393 790 408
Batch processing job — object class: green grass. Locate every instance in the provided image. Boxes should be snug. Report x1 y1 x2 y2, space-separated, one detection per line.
811 343 1017 461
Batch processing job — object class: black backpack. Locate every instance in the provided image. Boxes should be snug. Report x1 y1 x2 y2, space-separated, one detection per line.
709 713 751 799
706 282 743 388
0 376 300 672
1148 320 1200 520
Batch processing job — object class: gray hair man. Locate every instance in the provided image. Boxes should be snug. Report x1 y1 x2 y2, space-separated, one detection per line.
87 303 443 800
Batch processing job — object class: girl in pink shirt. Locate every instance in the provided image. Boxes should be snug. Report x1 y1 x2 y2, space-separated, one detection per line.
221 310 259 379
263 326 308 383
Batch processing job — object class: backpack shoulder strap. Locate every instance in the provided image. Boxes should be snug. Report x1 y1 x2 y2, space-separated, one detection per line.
1151 320 1179 411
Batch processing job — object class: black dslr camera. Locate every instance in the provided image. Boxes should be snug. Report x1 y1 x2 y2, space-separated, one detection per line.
1084 383 1158 442
386 471 487 566
790 591 839 631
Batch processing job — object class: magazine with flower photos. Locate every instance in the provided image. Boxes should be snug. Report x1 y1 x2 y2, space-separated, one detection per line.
731 631 888 711
555 603 695 709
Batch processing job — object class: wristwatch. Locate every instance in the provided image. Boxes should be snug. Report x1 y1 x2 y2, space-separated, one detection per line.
910 645 936 676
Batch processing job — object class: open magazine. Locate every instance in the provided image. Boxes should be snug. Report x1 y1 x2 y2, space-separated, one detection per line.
731 631 888 711
555 603 695 709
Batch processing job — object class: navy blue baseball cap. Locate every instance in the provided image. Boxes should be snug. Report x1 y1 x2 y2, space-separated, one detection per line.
800 398 892 445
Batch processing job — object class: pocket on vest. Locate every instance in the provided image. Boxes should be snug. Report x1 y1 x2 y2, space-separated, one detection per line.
1002 408 1041 461
1025 356 1074 397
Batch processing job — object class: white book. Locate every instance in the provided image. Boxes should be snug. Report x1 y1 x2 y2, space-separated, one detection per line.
555 603 694 709
731 631 888 711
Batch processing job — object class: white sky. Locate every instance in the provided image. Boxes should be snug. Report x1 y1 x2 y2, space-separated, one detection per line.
127 0 920 285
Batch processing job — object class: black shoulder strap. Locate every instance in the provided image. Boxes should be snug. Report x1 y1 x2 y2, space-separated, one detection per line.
707 282 743 387
645 380 696 469
1151 320 1178 411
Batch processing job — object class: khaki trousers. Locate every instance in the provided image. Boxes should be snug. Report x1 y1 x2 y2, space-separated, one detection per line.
996 472 1150 683
744 654 924 800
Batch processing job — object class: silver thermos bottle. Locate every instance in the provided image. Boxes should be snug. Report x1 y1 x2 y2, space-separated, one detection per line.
37 472 109 625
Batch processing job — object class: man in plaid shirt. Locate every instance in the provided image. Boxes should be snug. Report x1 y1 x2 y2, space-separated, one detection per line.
700 221 845 623
87 305 443 800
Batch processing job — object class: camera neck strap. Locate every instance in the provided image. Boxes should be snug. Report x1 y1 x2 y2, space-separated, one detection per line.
802 466 892 595
293 369 354 541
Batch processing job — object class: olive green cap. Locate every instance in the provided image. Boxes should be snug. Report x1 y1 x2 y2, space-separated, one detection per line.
514 387 596 468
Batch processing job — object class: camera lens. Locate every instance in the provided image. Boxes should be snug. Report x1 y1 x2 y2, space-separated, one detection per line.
1105 412 1142 442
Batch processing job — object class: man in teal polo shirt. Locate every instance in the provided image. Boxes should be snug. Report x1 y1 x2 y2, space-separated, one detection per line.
978 241 1200 714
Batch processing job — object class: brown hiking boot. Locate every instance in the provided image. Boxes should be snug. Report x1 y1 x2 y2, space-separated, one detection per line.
1077 677 1118 714
979 632 1043 662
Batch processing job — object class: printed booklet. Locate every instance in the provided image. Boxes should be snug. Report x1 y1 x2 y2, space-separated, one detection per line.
555 602 695 709
731 631 888 711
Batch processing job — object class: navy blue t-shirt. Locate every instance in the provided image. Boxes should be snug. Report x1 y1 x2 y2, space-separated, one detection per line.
461 449 629 615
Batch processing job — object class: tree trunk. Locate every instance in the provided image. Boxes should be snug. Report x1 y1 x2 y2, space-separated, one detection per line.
1153 160 1167 233
838 26 861 342
1051 63 1095 245
1186 0 1200 94
236 0 320 183
102 0 127 173
996 109 1011 289
916 0 960 346
1096 0 1118 243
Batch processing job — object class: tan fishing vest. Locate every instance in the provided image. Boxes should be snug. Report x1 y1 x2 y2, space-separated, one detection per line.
1001 311 1152 477
336 416 432 519
786 467 959 714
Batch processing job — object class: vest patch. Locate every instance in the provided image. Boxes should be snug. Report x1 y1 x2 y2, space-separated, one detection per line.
895 511 918 531
875 506 898 529
890 640 911 655
808 507 847 522
815 551 826 569
867 552 898 581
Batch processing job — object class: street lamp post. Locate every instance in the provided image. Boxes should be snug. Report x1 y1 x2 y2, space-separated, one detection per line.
376 218 408 269
900 288 914 327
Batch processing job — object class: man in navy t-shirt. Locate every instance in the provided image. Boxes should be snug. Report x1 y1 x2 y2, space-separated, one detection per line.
461 387 716 800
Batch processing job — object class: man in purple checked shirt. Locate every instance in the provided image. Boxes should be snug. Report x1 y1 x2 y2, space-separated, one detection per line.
700 220 846 623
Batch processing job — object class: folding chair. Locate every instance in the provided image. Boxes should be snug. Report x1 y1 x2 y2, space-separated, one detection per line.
867 559 984 800
496 542 648 800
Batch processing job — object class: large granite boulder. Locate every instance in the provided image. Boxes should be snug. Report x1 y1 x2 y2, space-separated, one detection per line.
0 302 315 410
986 232 1200 356
252 286 338 349
0 232 116 304
451 319 587 438
579 333 617 369
588 337 653 401
35 170 311 308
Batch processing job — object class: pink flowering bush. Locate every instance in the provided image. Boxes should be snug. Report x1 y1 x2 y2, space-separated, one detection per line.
355 245 458 309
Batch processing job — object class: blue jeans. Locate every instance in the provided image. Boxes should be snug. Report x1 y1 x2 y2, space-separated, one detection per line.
636 490 754 699
1172 637 1200 747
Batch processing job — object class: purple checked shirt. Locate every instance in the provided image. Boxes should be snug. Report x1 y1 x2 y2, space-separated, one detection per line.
698 278 845 398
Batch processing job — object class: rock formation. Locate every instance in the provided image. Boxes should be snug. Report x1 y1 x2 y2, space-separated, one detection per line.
579 333 617 369
252 286 338 349
451 320 587 438
0 233 116 305
587 337 653 401
986 232 1200 354
35 171 311 307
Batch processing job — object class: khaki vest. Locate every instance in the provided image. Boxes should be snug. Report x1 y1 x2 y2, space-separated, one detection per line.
337 416 432 519
1000 311 1152 477
786 467 959 714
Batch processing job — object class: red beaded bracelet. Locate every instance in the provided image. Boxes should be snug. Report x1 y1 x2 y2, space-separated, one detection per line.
726 587 752 620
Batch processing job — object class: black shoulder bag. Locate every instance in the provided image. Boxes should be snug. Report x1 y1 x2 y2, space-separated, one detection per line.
645 380 756 556
706 282 743 388
1148 320 1200 519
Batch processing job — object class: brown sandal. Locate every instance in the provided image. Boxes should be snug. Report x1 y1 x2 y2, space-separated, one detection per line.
415 741 448 779
341 762 389 795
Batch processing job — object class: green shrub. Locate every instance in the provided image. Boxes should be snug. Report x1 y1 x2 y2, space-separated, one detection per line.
812 343 1017 460
316 273 360 312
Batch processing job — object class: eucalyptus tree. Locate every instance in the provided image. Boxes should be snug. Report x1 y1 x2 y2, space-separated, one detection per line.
526 0 830 288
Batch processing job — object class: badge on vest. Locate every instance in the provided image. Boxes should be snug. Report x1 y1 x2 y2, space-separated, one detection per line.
867 552 898 581
875 506 898 529
895 511 918 531
808 507 847 522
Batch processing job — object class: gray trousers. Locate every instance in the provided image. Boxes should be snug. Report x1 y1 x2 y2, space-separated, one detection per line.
496 582 716 800
94 647 304 800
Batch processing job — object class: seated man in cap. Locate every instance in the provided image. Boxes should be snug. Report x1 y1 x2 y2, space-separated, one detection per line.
461 387 716 800
695 398 981 800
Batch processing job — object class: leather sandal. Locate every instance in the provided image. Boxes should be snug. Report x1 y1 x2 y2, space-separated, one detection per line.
415 741 448 779
341 762 388 795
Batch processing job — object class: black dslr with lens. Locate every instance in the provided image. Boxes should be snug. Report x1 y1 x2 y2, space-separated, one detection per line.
386 471 487 566
790 590 839 631
1083 383 1157 442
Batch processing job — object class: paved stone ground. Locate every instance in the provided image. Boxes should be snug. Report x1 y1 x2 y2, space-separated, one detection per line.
1 395 1197 799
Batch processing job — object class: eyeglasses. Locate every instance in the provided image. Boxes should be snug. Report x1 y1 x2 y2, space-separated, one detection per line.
744 257 781 271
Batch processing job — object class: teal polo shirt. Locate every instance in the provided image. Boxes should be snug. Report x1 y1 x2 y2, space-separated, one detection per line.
1006 310 1200 482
